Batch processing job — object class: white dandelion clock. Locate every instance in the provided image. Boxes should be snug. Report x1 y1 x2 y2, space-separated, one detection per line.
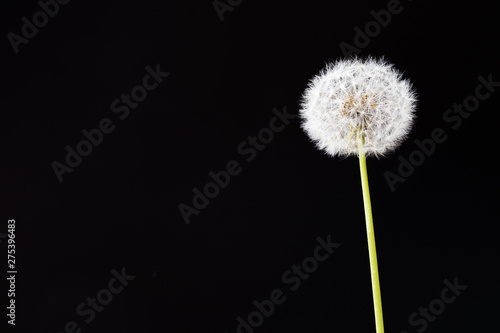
300 56 417 157
299 56 418 333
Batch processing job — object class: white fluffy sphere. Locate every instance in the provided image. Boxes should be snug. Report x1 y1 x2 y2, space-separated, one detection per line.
300 57 417 158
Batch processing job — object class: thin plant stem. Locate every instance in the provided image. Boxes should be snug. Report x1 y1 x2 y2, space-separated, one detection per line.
357 133 384 333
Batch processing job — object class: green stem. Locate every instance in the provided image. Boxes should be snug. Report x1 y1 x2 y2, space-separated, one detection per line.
357 134 384 333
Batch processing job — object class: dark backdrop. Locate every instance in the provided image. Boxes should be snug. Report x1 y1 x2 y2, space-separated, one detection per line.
1 0 499 332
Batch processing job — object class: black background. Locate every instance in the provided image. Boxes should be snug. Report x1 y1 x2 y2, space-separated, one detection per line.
1 0 499 332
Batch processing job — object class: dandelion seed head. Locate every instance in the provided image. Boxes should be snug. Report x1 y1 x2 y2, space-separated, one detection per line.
300 56 418 158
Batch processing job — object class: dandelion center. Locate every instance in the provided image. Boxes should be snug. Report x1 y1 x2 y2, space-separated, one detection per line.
341 93 379 130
